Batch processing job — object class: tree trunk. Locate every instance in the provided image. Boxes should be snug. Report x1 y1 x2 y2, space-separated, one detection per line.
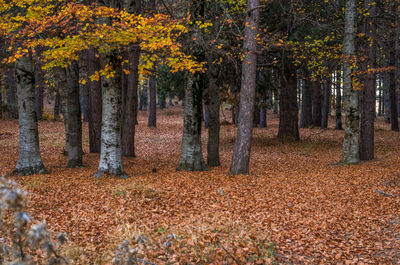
122 47 140 157
229 0 260 175
6 70 18 119
95 53 127 178
34 74 44 121
278 62 300 141
321 81 331 129
148 76 157 127
205 56 220 167
177 74 206 171
273 89 279 114
54 91 61 120
253 105 260 127
341 0 360 164
359 0 376 161
14 54 47 175
335 70 343 130
312 81 322 127
378 78 382 116
65 61 83 168
81 84 89 122
389 4 399 131
300 78 312 128
86 49 102 153
260 108 267 127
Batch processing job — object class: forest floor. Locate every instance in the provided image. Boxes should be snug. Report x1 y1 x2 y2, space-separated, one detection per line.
1 109 400 264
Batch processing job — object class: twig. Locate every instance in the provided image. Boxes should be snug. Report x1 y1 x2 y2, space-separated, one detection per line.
375 189 395 197
220 244 241 265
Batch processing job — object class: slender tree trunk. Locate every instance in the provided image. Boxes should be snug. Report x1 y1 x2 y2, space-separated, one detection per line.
300 78 312 128
229 0 260 175
177 73 207 171
55 67 70 155
260 108 267 128
336 70 343 129
312 81 322 127
321 81 331 129
81 84 89 122
273 89 279 114
54 91 61 120
34 69 44 121
6 70 18 119
122 47 140 157
389 4 399 131
65 61 83 168
14 54 47 175
278 62 300 141
384 73 391 123
341 0 360 164
86 49 102 153
378 77 382 116
148 76 157 127
206 56 220 167
95 52 127 178
359 0 376 161
204 103 210 128
253 104 260 127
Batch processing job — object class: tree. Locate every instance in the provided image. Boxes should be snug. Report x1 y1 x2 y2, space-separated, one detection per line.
177 73 207 171
14 54 47 175
86 48 102 153
278 60 299 140
300 77 312 128
229 0 260 175
95 51 127 178
359 0 377 161
121 0 142 157
148 75 157 127
388 2 399 131
341 0 360 164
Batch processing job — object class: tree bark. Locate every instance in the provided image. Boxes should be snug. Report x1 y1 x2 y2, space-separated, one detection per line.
260 108 267 128
359 0 376 161
389 3 399 131
278 61 300 141
300 78 312 128
6 69 18 119
54 91 61 121
177 74 207 171
121 47 140 157
14 54 47 175
321 81 331 129
335 70 343 130
34 66 44 121
148 76 157 127
312 81 322 127
341 0 360 164
205 56 220 167
86 49 102 153
229 0 260 175
95 52 127 178
65 61 83 167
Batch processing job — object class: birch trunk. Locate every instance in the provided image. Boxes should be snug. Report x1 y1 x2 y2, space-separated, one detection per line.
341 0 360 164
95 53 127 178
14 54 47 175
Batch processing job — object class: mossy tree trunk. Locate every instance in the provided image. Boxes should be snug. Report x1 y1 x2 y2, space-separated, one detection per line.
341 0 360 164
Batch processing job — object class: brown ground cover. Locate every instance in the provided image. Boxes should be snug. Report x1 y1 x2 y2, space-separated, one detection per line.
0 109 399 264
